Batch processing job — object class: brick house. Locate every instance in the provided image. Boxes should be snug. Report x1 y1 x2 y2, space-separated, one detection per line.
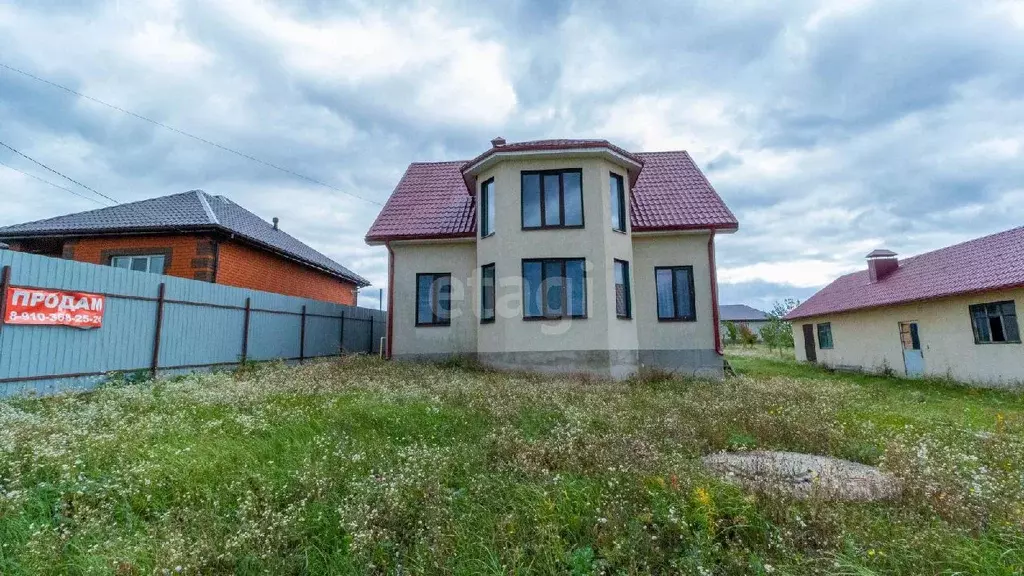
366 138 738 379
0 190 369 304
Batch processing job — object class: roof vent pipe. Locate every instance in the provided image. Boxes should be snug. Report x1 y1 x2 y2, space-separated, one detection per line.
866 249 898 283
490 136 506 147
272 217 279 231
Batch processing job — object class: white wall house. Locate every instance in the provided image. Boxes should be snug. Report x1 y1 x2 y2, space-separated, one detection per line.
787 228 1024 388
366 138 739 380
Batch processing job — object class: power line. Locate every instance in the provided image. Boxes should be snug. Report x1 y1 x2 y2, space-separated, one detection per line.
0 160 111 206
0 62 383 207
0 140 122 205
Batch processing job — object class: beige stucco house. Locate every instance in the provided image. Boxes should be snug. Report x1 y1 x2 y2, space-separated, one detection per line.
365 138 739 379
786 227 1024 388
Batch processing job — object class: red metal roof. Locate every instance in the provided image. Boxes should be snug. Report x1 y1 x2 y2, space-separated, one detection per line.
365 145 737 243
786 226 1024 320
460 139 644 172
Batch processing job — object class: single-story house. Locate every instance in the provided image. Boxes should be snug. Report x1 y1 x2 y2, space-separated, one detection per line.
785 226 1024 387
719 304 770 340
365 137 739 379
0 190 370 304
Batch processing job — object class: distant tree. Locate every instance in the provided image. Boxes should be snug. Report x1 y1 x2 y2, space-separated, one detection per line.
738 323 758 347
723 320 739 345
761 299 800 355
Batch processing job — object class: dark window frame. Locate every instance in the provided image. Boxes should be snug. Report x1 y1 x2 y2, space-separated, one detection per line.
520 169 585 230
614 259 631 319
415 272 452 327
610 172 627 233
655 265 697 322
816 322 834 349
480 177 495 238
521 257 588 320
969 301 1020 344
480 263 496 324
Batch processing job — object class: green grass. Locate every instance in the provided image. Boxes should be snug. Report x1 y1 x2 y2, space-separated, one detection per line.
0 354 1021 574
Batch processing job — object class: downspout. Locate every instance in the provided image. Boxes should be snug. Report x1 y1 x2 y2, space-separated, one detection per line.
385 242 395 360
708 230 723 355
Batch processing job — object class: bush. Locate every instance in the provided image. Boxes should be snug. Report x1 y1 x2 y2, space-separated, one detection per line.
738 324 758 346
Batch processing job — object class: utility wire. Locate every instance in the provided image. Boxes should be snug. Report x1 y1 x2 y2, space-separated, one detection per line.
0 159 111 206
0 62 383 207
0 140 121 205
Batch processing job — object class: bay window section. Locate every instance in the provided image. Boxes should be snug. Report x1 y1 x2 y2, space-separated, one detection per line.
480 178 495 237
521 169 584 229
522 258 587 319
610 173 626 232
614 259 631 318
481 264 495 323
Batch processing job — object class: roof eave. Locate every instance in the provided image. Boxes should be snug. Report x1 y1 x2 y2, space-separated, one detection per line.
365 232 476 246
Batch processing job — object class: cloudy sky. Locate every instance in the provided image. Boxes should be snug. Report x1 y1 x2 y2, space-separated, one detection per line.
2 0 1023 311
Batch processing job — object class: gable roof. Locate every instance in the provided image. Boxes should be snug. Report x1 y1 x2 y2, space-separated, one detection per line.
0 190 370 287
365 143 737 243
719 304 770 322
786 226 1024 320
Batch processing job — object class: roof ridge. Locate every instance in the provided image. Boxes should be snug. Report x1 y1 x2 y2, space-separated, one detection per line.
898 225 1024 264
193 190 220 225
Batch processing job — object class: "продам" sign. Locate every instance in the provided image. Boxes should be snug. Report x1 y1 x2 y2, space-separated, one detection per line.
4 287 105 329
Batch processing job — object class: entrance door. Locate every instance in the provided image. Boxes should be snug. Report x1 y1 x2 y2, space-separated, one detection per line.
802 324 817 363
899 322 924 376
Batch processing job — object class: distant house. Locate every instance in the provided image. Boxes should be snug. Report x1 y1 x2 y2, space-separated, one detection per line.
0 190 370 304
365 137 739 379
786 227 1024 387
719 304 770 340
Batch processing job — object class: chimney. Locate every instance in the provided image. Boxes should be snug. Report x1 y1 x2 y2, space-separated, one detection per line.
866 249 898 283
272 217 279 231
490 136 506 147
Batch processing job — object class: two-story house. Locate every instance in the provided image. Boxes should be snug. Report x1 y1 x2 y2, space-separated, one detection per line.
365 138 739 379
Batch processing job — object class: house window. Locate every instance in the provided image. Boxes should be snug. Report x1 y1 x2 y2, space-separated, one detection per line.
521 169 583 229
480 178 495 237
111 254 166 274
817 323 834 349
481 263 495 323
522 258 586 319
415 273 451 327
655 266 695 321
614 259 631 319
969 301 1020 344
610 173 626 232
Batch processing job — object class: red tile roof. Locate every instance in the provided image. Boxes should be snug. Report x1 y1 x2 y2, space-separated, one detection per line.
786 226 1024 320
365 144 737 243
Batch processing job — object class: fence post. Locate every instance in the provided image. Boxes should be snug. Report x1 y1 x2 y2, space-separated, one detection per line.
151 283 166 378
367 316 374 353
241 297 251 364
299 305 306 363
339 309 346 354
0 265 11 338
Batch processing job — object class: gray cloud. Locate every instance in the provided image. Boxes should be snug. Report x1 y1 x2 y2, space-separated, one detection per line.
2 0 1023 310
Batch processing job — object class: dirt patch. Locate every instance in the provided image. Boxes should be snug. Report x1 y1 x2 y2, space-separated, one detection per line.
702 451 900 502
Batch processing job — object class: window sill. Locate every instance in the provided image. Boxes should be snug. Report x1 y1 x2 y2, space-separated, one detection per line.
616 314 632 320
657 317 697 323
480 318 495 324
415 323 451 328
481 233 495 239
973 340 1022 345
521 225 586 231
523 315 588 321
612 228 628 235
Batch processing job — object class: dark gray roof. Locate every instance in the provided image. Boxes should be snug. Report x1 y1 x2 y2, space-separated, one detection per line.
0 190 369 286
719 304 770 322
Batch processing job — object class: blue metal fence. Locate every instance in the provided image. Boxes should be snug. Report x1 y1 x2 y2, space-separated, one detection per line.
0 250 385 397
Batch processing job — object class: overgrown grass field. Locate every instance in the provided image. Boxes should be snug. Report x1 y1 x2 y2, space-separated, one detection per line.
1 351 1022 574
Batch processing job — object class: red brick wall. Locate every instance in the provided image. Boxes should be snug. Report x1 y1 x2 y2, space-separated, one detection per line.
216 240 358 305
67 235 217 281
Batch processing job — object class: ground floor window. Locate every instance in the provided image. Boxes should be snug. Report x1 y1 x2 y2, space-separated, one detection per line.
969 301 1020 344
522 258 586 319
110 254 166 274
416 273 451 326
816 322 834 349
655 266 695 321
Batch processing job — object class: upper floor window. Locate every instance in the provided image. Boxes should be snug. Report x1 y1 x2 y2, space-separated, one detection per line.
480 178 495 237
111 254 166 274
522 258 586 319
655 266 695 321
481 263 495 323
610 173 626 232
614 259 631 319
416 273 451 327
817 322 834 349
521 169 583 229
970 301 1020 344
